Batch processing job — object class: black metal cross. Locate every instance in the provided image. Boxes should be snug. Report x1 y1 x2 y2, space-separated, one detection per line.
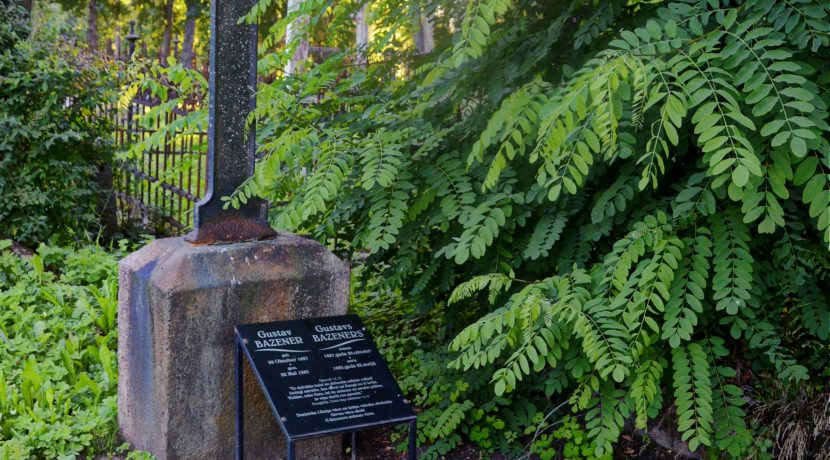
186 0 276 244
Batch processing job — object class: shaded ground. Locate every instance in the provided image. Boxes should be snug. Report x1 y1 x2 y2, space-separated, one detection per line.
345 426 678 459
347 426 510 460
98 422 678 459
614 433 678 460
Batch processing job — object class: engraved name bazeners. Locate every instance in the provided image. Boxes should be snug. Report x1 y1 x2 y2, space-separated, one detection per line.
254 329 304 348
311 324 365 343
253 324 365 348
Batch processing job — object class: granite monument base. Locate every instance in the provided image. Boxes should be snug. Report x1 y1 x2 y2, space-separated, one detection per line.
118 234 349 459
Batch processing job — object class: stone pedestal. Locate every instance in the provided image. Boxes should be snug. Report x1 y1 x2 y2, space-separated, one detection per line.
118 234 350 459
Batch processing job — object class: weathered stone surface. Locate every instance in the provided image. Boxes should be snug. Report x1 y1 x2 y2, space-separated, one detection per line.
118 234 349 459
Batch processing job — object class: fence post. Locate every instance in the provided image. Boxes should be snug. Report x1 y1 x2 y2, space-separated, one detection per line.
126 20 139 59
125 20 140 224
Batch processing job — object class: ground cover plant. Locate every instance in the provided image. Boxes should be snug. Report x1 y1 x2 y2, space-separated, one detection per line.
0 241 126 458
130 0 829 457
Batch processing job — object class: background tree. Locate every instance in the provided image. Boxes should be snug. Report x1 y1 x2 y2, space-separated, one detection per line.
50 0 127 51
15 0 34 16
284 0 309 75
159 0 173 63
412 2 434 54
0 1 118 245
87 0 97 48
354 1 367 64
180 0 206 68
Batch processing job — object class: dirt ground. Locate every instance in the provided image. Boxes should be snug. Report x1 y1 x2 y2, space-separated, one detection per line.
99 424 678 459
345 426 678 459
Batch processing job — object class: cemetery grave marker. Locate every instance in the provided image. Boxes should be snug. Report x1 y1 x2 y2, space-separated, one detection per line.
117 0 350 458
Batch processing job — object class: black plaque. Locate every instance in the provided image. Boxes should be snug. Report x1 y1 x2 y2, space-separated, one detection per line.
235 315 416 440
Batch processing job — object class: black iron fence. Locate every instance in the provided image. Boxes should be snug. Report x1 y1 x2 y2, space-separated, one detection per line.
101 20 336 236
94 20 209 236
102 96 207 235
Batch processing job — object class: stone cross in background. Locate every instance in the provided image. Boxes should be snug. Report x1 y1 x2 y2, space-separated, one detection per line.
186 0 275 243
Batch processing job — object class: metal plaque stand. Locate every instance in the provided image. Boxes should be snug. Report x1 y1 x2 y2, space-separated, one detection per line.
235 335 418 460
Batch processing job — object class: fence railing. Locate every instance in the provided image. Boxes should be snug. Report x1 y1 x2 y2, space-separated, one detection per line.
103 95 207 235
102 18 341 236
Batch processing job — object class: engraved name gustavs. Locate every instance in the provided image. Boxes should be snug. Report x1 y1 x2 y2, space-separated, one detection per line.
312 324 365 342
254 329 304 348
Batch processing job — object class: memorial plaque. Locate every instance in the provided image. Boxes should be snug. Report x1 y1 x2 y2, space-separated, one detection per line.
235 315 416 441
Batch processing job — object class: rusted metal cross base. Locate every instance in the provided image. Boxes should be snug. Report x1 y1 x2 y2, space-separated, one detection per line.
185 211 276 244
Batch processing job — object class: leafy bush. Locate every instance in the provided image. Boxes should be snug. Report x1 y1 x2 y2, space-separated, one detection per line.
0 3 119 246
350 265 443 381
136 0 829 457
0 240 124 458
352 268 577 460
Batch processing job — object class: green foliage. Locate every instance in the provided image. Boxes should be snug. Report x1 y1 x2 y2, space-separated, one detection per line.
704 335 751 457
425 0 511 82
524 211 567 261
135 0 830 456
349 265 444 386
529 414 610 460
672 342 712 452
0 241 127 458
119 59 208 163
0 4 119 246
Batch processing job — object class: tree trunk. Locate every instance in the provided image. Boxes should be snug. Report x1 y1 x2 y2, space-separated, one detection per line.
285 0 309 76
413 4 434 54
160 0 174 65
182 0 199 69
87 0 99 51
19 0 33 15
355 2 368 66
